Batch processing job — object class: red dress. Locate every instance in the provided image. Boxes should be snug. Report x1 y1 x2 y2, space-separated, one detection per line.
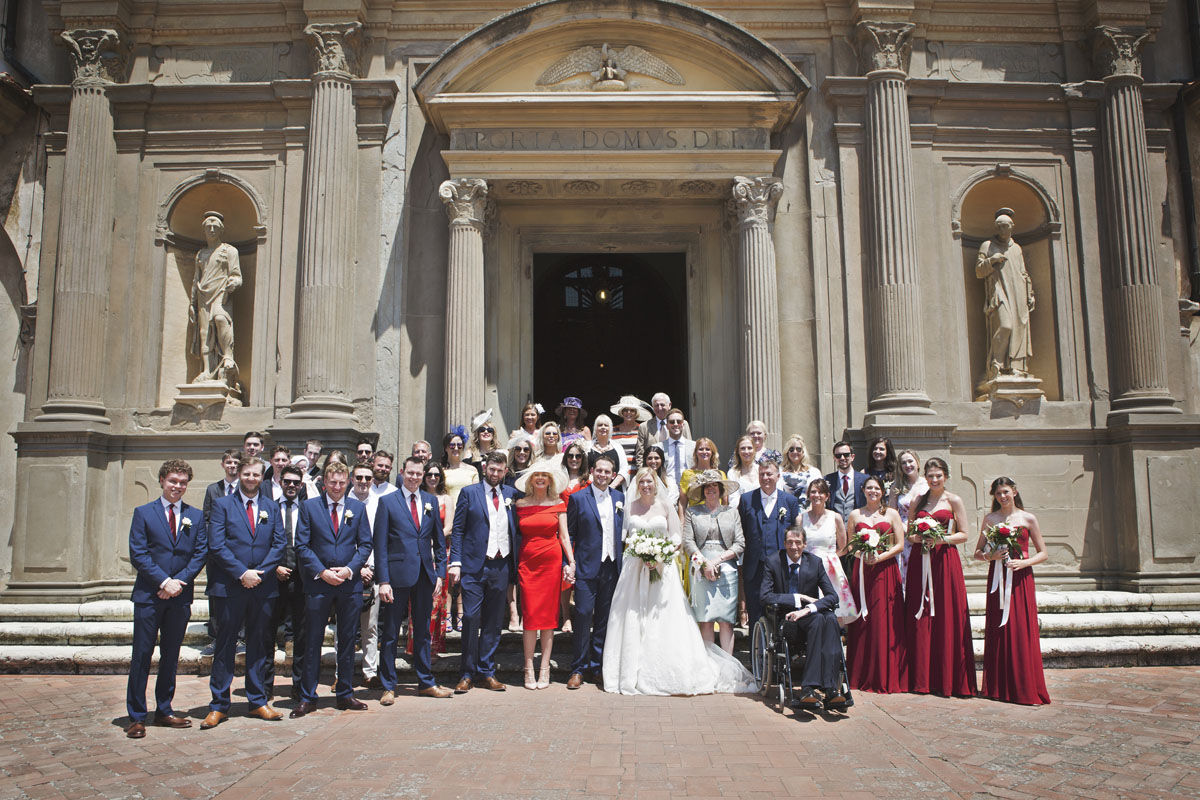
407 500 448 657
904 508 976 697
516 502 567 630
983 527 1050 705
846 521 908 693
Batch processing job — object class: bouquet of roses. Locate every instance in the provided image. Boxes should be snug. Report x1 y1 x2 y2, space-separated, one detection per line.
982 522 1022 564
847 526 890 559
624 528 679 583
909 517 948 553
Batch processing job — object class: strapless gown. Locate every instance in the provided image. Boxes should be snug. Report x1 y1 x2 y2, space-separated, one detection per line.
846 521 908 693
982 527 1050 705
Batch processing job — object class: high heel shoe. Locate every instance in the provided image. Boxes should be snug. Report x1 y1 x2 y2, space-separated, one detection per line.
537 664 551 690
524 667 537 690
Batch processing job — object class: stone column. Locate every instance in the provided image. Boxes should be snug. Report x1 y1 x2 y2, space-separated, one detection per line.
38 29 124 423
856 22 933 416
289 22 362 420
1094 26 1179 414
731 176 784 449
439 179 489 431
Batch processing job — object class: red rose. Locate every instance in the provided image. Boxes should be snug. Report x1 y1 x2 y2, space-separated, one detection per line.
997 525 1011 535
917 521 932 533
860 532 870 541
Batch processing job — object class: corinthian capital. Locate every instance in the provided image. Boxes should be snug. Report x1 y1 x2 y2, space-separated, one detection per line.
439 179 490 229
730 176 783 227
60 28 125 85
1093 26 1150 79
855 21 915 75
305 21 363 77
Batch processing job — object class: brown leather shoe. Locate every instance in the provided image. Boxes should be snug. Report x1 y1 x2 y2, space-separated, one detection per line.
248 705 283 721
125 721 146 739
480 676 506 692
379 691 395 706
153 713 191 728
289 700 317 719
454 677 472 693
566 672 584 690
418 685 454 698
335 696 368 711
199 711 226 730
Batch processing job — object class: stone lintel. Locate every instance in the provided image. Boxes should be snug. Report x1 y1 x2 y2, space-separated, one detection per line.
442 150 783 184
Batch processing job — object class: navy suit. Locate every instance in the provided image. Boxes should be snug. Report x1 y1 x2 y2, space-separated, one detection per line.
738 489 801 630
825 470 868 522
295 493 371 703
451 481 520 681
566 486 625 676
202 479 237 638
126 499 207 722
761 550 845 693
264 496 306 694
375 488 446 690
206 492 285 712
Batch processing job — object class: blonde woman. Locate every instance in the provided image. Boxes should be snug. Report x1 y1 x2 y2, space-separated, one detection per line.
727 435 758 506
536 421 564 466
588 414 630 490
780 434 822 509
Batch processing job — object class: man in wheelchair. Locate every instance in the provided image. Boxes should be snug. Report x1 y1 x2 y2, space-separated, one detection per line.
759 526 851 712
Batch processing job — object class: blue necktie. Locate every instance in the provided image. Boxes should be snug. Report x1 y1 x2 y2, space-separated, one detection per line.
789 563 800 595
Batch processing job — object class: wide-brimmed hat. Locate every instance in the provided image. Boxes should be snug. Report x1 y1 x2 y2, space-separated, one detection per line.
556 396 587 421
686 469 740 505
514 459 569 497
470 408 494 432
610 394 651 422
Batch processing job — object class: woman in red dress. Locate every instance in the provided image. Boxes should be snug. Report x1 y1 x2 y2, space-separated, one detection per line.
515 461 574 690
904 457 976 697
973 477 1050 705
845 475 908 693
407 462 451 658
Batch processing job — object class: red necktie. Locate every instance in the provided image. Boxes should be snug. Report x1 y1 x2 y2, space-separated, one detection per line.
331 502 339 535
167 504 177 542
492 488 500 510
410 493 420 529
842 475 849 496
246 499 255 537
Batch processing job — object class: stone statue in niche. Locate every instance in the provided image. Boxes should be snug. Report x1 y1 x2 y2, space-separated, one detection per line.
189 211 243 401
976 207 1035 379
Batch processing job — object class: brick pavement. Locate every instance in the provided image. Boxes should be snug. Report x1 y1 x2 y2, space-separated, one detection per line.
0 668 1197 799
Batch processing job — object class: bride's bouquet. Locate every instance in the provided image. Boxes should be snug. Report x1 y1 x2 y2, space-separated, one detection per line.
624 528 679 583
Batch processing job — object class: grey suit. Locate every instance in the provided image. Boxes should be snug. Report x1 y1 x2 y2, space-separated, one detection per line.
634 417 693 467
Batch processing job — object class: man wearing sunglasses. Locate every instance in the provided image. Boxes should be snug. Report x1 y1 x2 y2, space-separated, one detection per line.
264 464 308 699
355 437 375 466
823 440 867 522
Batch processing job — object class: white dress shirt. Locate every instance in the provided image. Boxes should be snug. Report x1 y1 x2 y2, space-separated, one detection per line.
786 554 818 613
485 485 510 559
761 489 778 520
593 485 615 562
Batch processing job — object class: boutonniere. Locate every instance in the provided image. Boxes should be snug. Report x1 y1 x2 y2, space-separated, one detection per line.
424 502 433 513
777 507 788 521
615 501 624 512
504 497 513 508
344 509 354 521
181 517 193 530
257 509 268 523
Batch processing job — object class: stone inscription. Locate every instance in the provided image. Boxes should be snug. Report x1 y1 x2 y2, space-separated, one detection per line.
452 127 768 151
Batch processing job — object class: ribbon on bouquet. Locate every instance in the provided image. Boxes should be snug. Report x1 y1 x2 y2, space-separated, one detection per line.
989 555 1014 627
857 556 869 620
915 550 936 619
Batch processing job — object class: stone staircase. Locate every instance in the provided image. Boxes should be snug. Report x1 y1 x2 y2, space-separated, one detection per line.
0 591 1197 676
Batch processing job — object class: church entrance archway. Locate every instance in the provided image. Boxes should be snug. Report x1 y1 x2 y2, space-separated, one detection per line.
533 252 687 425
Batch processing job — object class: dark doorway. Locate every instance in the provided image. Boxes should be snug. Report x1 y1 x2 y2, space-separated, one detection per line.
533 253 687 424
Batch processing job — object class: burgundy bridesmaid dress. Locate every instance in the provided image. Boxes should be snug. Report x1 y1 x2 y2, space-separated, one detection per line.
982 526 1051 705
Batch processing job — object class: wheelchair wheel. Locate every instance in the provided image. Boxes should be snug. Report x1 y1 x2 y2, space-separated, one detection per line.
751 616 773 697
776 636 792 708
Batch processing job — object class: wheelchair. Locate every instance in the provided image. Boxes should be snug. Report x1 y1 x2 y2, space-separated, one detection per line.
751 603 850 713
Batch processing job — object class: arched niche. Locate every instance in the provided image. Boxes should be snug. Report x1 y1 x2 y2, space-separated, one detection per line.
951 166 1063 401
155 172 266 407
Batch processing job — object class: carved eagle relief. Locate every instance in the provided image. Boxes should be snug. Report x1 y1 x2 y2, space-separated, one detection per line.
536 43 685 89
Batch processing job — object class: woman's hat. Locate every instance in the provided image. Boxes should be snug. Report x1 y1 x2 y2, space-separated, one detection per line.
514 459 569 497
556 396 587 421
470 408 494 432
686 469 739 505
610 394 651 422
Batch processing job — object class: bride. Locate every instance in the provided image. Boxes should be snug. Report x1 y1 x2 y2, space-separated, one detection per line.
602 467 757 695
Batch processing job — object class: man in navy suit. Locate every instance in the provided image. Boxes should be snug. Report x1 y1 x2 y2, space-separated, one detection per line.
376 456 454 702
291 461 373 717
565 454 624 689
761 527 850 712
739 455 801 631
450 451 519 693
203 457 286 728
200 449 240 653
124 459 208 739
263 464 307 700
825 440 867 522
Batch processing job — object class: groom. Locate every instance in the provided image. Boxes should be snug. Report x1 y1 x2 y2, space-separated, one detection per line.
566 455 624 689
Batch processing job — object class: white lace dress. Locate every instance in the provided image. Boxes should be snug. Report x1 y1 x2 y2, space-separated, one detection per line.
602 505 757 696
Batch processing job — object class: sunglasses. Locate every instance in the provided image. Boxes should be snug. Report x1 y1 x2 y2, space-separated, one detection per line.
447 443 464 450
835 452 853 459
565 453 583 459
788 446 803 452
281 479 302 486
513 446 531 452
479 427 494 434
353 475 372 482
357 449 372 456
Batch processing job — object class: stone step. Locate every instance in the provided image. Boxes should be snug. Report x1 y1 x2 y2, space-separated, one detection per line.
968 610 1200 638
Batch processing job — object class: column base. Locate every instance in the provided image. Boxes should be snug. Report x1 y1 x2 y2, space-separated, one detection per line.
286 395 358 422
1109 390 1181 417
35 399 110 424
267 418 374 455
865 391 935 420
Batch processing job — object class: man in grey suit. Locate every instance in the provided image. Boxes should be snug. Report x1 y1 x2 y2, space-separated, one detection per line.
634 392 692 467
659 408 695 490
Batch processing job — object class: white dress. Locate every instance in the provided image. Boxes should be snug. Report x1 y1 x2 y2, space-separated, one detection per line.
803 510 859 624
603 505 757 696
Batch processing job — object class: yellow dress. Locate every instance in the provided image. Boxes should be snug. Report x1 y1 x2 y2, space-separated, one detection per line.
443 464 480 528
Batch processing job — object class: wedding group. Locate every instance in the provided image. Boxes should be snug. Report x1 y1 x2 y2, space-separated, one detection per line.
122 392 1050 740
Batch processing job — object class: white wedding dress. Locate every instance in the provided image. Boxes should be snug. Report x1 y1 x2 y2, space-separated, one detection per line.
602 504 758 696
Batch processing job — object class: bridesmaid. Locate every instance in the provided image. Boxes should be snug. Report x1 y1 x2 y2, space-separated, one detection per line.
973 477 1050 705
888 448 928 589
845 476 907 693
904 457 976 698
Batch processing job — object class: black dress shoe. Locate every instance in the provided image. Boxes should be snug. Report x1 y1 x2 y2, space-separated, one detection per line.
335 697 368 711
289 686 302 701
824 687 846 706
792 688 823 711
289 701 317 719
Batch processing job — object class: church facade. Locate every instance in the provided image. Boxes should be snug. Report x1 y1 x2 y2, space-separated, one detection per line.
0 0 1198 599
